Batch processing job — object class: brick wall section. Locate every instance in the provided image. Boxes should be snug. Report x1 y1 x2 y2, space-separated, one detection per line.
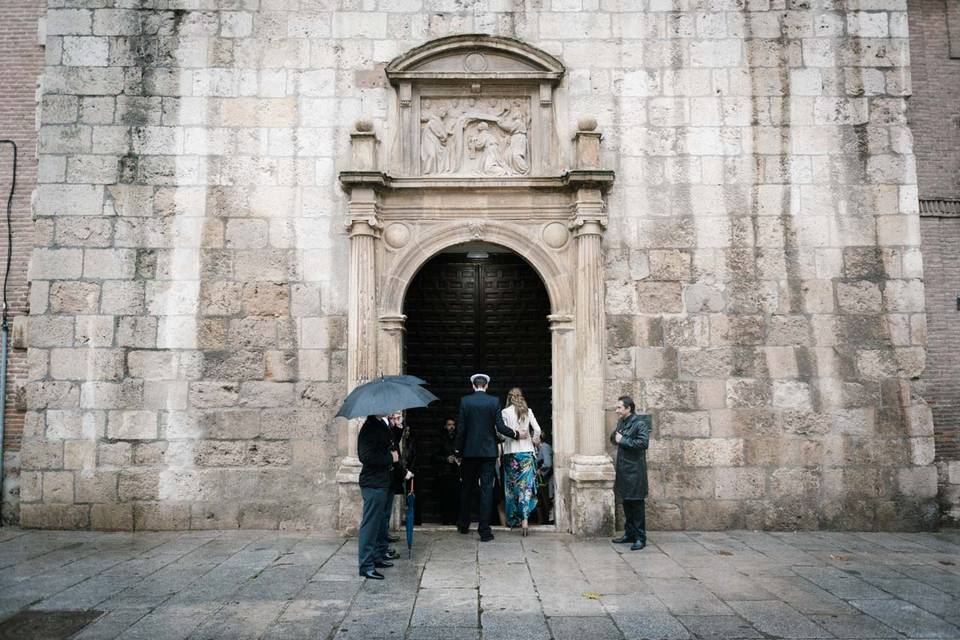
0 0 43 452
919 216 960 460
907 0 960 199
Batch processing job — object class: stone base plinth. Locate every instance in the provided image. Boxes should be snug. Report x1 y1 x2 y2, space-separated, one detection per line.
568 454 615 536
336 456 363 535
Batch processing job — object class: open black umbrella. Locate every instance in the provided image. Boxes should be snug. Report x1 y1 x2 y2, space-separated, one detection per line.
381 374 428 386
335 376 438 420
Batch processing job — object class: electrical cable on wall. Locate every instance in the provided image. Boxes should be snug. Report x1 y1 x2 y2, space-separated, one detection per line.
0 139 16 523
0 139 16 331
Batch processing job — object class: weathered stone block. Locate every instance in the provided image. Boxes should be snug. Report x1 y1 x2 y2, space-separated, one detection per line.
64 441 97 470
100 281 145 315
635 281 683 313
75 315 114 347
21 441 64 470
29 249 83 280
50 348 123 381
189 381 240 408
76 471 118 503
119 470 159 501
90 504 133 530
107 410 158 440
897 466 937 498
133 503 190 530
20 504 90 529
43 471 74 503
715 467 765 500
239 381 295 407
49 282 100 314
98 442 131 467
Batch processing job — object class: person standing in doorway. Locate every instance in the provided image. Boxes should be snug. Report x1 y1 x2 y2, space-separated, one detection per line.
610 396 651 551
436 418 461 525
455 373 525 541
500 387 541 536
358 413 399 579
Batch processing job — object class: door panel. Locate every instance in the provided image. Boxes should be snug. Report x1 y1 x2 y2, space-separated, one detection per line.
403 253 551 522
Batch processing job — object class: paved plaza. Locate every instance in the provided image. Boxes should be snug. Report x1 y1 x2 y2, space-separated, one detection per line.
0 527 959 639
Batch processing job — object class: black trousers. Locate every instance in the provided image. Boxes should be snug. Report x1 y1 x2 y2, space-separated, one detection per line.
623 499 646 542
438 472 460 525
457 457 495 536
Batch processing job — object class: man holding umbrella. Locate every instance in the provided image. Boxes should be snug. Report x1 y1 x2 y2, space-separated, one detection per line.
358 412 398 580
337 375 438 580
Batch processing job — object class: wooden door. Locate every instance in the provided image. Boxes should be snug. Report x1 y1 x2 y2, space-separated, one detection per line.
403 253 551 522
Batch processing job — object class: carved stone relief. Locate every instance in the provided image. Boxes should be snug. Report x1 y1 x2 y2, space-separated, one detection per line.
420 97 531 176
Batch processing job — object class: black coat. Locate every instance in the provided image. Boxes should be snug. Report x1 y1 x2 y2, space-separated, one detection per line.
358 416 392 489
455 391 518 458
611 413 650 500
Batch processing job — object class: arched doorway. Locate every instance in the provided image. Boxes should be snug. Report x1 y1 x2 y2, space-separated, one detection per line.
402 244 552 523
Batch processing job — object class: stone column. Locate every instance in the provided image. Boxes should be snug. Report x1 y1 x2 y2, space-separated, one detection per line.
337 121 382 533
567 118 616 536
379 314 406 377
549 313 575 532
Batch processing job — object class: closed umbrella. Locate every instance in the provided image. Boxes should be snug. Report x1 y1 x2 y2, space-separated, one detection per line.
335 376 438 420
406 479 416 559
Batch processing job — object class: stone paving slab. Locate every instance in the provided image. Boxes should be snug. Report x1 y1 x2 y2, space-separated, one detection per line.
0 528 958 639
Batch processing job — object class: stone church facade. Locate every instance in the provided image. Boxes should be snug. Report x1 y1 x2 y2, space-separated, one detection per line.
1 0 954 532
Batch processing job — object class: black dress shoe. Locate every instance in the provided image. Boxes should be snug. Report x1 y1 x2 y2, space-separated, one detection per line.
479 534 495 542
384 549 400 560
374 560 394 568
457 526 470 534
360 570 384 580
387 534 400 543
630 540 646 551
611 535 635 544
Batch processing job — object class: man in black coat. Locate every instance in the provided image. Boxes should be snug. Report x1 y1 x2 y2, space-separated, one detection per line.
610 395 651 551
455 373 525 541
436 417 460 525
358 413 399 579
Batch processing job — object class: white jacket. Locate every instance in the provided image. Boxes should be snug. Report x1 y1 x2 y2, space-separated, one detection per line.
500 404 541 455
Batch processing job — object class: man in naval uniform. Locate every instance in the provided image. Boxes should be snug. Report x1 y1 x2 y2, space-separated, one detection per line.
455 373 525 541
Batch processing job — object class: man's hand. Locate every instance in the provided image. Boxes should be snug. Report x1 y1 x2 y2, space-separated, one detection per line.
532 436 541 447
391 451 399 463
405 470 414 480
614 432 622 444
517 428 529 440
446 455 456 464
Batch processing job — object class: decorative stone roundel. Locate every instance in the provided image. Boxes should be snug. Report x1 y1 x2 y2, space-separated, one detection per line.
383 223 411 249
463 52 488 72
542 222 570 249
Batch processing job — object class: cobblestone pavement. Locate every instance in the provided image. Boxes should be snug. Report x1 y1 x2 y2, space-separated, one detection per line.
1 527 960 639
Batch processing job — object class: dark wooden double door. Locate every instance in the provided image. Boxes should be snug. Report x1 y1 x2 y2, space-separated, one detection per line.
403 253 552 523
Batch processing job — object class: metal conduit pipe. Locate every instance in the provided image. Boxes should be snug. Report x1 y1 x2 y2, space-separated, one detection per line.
0 139 18 524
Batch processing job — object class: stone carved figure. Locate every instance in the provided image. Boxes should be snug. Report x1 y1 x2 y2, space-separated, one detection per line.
420 109 450 175
468 122 507 176
419 97 531 176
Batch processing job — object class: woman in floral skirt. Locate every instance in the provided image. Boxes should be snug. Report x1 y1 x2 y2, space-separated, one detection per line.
500 387 541 536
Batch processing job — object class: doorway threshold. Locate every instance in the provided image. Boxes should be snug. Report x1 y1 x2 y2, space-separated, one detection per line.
407 524 559 532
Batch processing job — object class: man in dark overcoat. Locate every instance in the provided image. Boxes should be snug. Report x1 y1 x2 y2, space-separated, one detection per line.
358 413 399 579
455 373 525 541
610 395 651 551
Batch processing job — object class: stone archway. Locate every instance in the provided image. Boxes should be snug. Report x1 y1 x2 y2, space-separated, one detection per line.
335 35 616 537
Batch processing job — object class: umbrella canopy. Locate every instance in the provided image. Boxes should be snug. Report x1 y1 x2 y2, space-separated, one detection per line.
335 377 438 419
380 374 428 386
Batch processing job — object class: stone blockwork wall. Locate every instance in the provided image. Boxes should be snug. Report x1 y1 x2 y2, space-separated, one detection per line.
23 0 935 530
0 0 45 525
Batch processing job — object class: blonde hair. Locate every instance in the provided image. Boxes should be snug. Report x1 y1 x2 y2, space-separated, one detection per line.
507 387 529 423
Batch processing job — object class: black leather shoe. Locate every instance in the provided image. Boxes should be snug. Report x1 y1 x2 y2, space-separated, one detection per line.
630 540 646 551
479 534 495 542
384 549 400 560
611 535 635 544
360 570 384 580
374 560 394 568
387 534 400 543
457 526 470 534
